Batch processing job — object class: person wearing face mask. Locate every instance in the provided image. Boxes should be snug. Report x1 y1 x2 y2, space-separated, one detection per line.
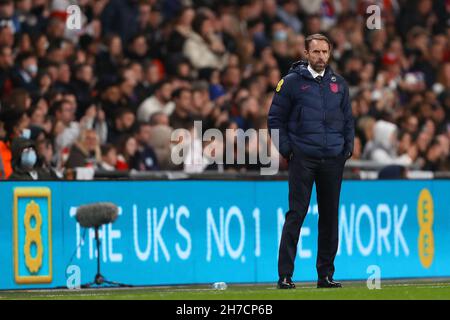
11 51 39 93
8 137 53 180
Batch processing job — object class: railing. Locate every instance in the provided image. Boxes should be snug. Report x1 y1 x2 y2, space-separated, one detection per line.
89 158 448 181
3 160 448 181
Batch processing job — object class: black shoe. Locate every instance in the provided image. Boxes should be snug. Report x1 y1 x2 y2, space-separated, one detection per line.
277 277 296 289
317 276 342 288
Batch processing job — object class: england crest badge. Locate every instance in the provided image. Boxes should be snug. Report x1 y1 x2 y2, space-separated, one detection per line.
330 83 339 93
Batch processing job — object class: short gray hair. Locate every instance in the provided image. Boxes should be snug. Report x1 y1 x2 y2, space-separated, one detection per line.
305 34 332 51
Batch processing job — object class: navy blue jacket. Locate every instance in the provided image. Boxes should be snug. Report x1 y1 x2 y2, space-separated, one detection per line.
268 61 354 159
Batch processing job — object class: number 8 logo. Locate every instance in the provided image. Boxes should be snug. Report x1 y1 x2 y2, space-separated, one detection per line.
23 201 43 273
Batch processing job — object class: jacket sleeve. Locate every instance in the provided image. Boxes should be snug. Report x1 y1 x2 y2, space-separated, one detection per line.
341 81 354 159
267 74 295 159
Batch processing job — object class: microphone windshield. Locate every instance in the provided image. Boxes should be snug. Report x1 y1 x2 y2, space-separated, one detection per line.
76 202 119 228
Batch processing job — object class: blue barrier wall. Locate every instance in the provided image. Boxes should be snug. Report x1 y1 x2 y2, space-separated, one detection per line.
0 180 448 289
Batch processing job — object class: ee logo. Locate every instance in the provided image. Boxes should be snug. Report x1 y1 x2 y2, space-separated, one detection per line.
417 189 434 268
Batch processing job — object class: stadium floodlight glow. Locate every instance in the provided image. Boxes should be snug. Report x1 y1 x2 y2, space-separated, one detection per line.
75 202 130 288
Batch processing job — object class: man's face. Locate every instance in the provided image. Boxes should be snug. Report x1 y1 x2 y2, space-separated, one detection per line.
121 112 135 130
17 0 32 12
133 36 147 56
151 113 169 126
222 66 241 88
137 125 151 145
158 83 173 103
78 65 93 83
192 90 205 111
176 90 192 112
0 25 13 46
305 39 330 73
59 102 75 124
58 63 71 82
103 148 117 166
139 3 151 24
0 46 13 67
0 1 14 17
406 116 419 133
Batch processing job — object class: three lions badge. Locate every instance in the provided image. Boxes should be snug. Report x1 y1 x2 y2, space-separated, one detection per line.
330 83 339 93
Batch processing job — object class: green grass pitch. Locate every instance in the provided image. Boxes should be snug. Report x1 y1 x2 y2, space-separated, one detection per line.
1 279 450 300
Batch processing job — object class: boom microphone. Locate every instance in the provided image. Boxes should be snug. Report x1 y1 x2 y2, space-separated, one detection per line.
75 202 118 228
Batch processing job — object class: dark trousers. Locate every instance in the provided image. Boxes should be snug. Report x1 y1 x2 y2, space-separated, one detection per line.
278 148 345 280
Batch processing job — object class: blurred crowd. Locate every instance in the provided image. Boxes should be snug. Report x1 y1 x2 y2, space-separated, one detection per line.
0 0 449 180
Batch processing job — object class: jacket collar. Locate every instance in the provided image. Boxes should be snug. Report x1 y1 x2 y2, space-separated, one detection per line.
289 60 334 81
307 64 325 79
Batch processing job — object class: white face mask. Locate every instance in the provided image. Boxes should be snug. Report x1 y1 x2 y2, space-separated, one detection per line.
21 149 37 169
26 64 38 75
21 128 31 139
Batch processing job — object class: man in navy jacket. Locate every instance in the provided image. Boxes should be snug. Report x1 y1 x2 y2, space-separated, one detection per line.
268 34 354 289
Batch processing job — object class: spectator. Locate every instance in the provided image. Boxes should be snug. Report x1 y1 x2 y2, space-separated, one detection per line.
8 137 54 180
116 134 138 171
53 62 72 93
233 96 259 131
137 79 175 122
140 60 163 97
149 124 174 170
0 107 30 179
0 22 14 48
98 143 118 171
149 111 170 127
11 51 39 93
134 122 159 171
183 13 229 70
0 45 13 97
65 128 101 169
423 138 444 171
270 21 294 76
126 33 149 64
71 63 94 118
101 0 139 43
3 88 32 110
0 0 20 34
107 107 136 144
367 120 413 165
0 0 447 177
52 99 80 157
277 0 302 34
96 34 124 84
378 165 407 179
35 135 61 178
169 87 194 130
167 6 195 56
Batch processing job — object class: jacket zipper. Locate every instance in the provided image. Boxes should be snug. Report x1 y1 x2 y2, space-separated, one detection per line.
297 107 303 125
320 81 326 150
